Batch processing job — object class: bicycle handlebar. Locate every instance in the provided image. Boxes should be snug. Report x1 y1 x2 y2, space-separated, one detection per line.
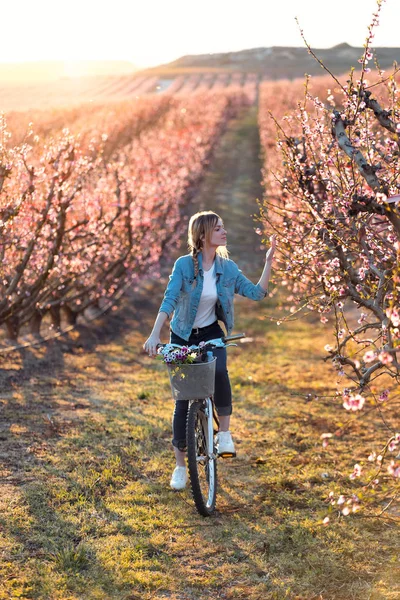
223 333 246 342
157 333 246 352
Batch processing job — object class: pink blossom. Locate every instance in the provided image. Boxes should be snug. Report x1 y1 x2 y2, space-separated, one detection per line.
363 351 376 363
321 432 333 448
349 464 362 479
378 351 393 365
343 394 365 411
358 267 367 280
387 461 400 477
386 307 400 327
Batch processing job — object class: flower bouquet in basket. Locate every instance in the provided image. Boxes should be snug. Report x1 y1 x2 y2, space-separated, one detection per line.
157 341 206 365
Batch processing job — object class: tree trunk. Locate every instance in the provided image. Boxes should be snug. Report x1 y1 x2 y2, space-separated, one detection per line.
50 306 62 331
63 305 79 326
5 315 20 341
29 311 43 336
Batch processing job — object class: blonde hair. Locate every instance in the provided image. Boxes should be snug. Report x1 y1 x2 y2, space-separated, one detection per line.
188 211 228 278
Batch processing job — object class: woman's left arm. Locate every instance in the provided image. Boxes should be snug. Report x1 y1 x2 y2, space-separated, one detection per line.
234 235 277 300
257 235 277 293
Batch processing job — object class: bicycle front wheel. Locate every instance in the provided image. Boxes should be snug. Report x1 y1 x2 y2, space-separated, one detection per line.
186 399 217 517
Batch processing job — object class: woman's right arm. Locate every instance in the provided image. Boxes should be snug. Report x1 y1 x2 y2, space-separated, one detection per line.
143 257 183 356
143 311 169 357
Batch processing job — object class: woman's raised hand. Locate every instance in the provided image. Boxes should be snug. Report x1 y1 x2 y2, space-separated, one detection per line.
143 333 161 357
266 234 277 263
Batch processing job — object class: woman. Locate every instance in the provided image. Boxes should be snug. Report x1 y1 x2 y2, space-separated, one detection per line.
143 210 276 490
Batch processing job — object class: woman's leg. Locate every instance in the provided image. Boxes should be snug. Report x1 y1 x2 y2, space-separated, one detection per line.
200 325 235 455
192 322 233 427
212 345 232 426
218 415 231 432
170 330 190 467
174 447 186 467
172 400 188 466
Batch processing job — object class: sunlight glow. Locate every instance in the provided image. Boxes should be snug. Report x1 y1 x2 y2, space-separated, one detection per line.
1 0 400 71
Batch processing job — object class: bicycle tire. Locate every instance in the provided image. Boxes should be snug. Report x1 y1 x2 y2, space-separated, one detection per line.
186 399 217 517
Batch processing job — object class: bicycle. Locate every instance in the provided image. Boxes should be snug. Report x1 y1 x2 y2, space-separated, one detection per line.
158 333 245 517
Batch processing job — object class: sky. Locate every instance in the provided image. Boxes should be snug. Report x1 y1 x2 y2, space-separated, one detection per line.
1 0 400 69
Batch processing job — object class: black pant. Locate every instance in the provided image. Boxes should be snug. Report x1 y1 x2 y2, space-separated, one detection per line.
170 321 232 451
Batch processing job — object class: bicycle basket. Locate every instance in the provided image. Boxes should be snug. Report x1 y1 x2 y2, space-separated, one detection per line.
167 357 217 401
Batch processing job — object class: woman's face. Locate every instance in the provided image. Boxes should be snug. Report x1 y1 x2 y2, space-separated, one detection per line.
207 218 227 248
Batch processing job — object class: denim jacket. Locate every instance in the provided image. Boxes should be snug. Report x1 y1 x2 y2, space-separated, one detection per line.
159 252 267 341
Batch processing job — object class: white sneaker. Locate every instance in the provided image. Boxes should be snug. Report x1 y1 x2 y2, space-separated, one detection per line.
216 431 236 457
170 466 188 490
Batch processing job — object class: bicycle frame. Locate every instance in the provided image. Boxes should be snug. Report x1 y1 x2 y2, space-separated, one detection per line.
203 397 217 463
196 396 217 499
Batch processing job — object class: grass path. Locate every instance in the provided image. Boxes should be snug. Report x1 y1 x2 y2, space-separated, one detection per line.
0 108 398 600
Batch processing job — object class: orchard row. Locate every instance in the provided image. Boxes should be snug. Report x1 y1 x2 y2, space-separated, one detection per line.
0 90 251 341
0 72 260 113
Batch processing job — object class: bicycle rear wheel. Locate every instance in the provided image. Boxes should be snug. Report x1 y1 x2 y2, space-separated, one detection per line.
186 399 217 517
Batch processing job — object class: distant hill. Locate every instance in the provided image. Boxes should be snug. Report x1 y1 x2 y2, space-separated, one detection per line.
0 60 137 83
144 43 400 79
2 43 400 113
3 44 399 85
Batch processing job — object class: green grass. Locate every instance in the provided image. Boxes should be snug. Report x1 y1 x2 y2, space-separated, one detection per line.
1 293 398 600
0 108 398 600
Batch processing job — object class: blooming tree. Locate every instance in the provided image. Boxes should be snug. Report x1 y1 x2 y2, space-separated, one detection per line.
258 0 399 516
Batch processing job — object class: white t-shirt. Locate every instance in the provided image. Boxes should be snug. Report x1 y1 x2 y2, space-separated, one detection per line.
193 262 218 328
